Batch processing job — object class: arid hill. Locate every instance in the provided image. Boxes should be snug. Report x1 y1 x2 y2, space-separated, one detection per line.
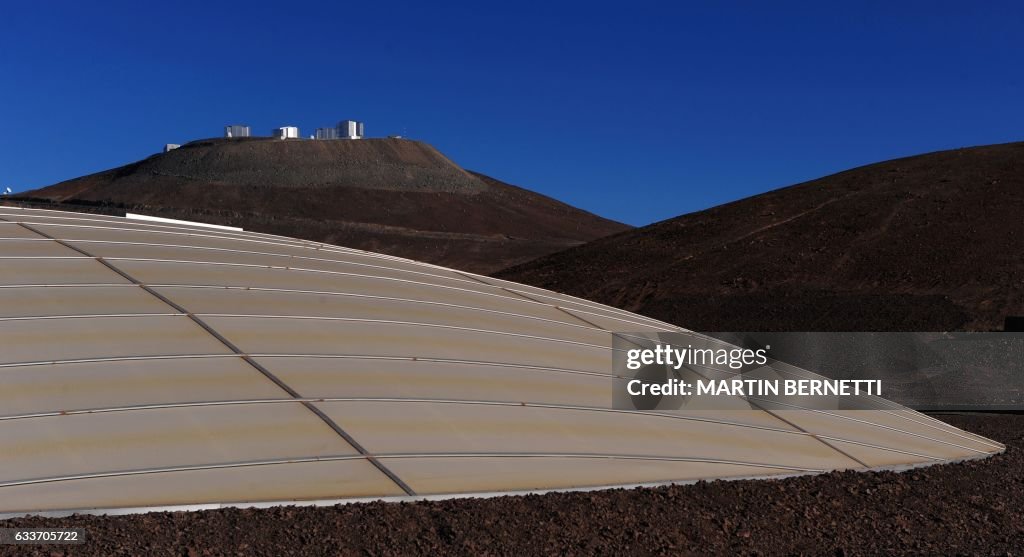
22 137 628 273
497 142 1024 331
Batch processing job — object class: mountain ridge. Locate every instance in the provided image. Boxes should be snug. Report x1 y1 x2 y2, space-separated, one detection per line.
496 141 1024 331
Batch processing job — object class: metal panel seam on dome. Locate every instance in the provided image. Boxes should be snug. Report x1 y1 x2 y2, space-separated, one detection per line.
2 218 418 497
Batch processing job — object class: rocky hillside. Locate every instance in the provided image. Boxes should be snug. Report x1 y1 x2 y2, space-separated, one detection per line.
497 142 1024 331
22 138 629 273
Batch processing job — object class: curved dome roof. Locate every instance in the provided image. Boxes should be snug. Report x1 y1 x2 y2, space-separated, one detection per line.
0 207 1002 515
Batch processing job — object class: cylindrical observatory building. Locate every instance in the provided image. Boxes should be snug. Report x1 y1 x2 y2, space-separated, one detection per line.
0 207 1003 516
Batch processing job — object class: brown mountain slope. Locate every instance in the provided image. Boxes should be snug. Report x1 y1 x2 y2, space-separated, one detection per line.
496 142 1024 331
22 138 629 273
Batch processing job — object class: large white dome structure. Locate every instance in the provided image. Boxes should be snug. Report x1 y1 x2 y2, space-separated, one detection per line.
0 206 1002 515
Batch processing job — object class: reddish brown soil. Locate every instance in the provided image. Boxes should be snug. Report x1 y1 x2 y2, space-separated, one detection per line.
2 413 1021 556
21 138 629 273
497 142 1024 331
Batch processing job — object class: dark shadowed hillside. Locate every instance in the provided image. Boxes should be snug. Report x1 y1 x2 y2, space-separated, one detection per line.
22 138 628 273
497 142 1024 331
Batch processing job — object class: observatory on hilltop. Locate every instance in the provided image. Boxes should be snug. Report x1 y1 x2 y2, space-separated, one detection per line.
213 120 364 142
316 120 364 140
272 126 300 140
339 119 364 139
314 127 339 140
223 124 251 138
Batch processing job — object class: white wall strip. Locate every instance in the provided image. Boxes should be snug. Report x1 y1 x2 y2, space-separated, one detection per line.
126 213 243 231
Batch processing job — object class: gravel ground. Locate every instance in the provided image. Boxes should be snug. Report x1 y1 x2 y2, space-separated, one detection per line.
2 413 1020 556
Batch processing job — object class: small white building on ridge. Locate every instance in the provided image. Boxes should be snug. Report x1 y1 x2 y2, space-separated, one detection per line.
337 120 364 139
224 124 251 138
272 126 300 140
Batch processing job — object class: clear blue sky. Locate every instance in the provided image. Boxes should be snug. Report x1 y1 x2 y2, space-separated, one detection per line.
1 1 1021 226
